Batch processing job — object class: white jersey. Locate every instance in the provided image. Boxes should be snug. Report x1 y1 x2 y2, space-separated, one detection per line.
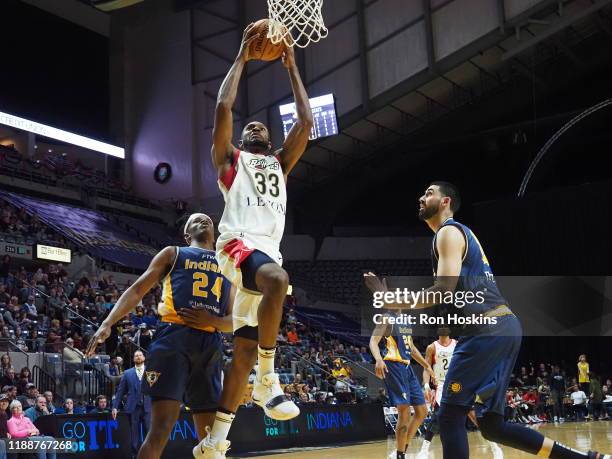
217 149 286 262
433 339 457 405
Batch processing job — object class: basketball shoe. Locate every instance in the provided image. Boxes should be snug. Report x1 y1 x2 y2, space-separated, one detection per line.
192 428 230 459
488 441 504 459
252 373 300 420
416 440 431 459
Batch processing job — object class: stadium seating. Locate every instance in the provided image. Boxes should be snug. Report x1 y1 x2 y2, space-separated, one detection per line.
284 259 430 305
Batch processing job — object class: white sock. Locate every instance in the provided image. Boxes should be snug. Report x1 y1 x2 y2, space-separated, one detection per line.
257 346 276 380
209 411 235 443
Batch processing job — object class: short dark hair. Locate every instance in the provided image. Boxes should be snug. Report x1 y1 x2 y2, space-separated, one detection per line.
96 395 107 403
431 181 461 213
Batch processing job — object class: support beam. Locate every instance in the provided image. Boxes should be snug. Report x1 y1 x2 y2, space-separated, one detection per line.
356 0 371 112
502 0 612 60
194 42 235 65
421 0 436 70
498 0 506 34
194 5 239 25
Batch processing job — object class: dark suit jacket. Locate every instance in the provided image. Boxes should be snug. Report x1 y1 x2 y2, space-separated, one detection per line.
112 367 152 413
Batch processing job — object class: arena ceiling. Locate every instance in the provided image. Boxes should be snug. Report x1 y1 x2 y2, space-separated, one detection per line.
186 0 612 204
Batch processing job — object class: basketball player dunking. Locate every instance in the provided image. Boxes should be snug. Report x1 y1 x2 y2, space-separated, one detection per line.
365 182 610 459
87 213 234 459
419 328 503 459
194 24 313 459
369 314 434 459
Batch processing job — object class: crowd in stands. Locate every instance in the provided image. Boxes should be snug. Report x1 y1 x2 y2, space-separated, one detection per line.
0 196 611 434
504 360 612 424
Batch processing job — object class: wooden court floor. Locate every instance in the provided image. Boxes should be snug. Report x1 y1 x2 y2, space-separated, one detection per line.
245 421 612 458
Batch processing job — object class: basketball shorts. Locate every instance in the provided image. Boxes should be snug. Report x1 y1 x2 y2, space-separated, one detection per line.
143 323 223 412
384 361 426 406
441 314 522 416
217 238 282 333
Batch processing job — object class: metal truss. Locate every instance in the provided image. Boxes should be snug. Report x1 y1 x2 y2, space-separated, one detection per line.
188 0 612 194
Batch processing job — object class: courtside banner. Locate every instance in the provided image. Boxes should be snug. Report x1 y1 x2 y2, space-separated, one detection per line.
162 404 387 457
35 413 131 458
359 276 612 337
0 191 156 270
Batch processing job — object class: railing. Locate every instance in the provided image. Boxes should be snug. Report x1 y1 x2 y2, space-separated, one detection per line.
83 366 114 404
32 364 57 397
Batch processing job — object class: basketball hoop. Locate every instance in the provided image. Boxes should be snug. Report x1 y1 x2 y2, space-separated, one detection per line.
267 0 328 48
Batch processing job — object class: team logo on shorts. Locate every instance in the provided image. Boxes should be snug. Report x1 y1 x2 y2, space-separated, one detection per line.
145 371 161 387
449 381 462 393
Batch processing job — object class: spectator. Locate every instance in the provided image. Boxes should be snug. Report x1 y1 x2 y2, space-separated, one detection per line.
24 395 50 423
16 367 32 395
286 326 300 345
359 346 374 363
0 368 17 389
43 391 56 414
549 365 566 422
331 359 351 379
587 373 604 420
133 324 153 350
3 386 17 402
63 398 75 415
109 357 122 377
22 295 38 320
569 385 588 421
91 395 110 414
115 333 136 367
298 392 313 404
0 394 8 459
0 355 11 373
0 256 11 284
7 399 56 458
537 380 552 421
17 383 38 410
577 354 590 395
602 385 612 419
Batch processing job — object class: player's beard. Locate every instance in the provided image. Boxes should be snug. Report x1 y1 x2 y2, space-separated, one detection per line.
418 201 440 221
242 138 270 153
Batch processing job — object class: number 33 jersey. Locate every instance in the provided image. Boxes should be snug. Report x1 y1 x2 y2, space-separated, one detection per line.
158 246 231 332
217 149 286 262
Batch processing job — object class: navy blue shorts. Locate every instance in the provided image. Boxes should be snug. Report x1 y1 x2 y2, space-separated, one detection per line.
143 323 223 412
384 361 426 406
241 249 276 292
441 314 522 416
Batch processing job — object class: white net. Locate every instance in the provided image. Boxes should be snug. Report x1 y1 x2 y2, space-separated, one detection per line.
267 0 328 48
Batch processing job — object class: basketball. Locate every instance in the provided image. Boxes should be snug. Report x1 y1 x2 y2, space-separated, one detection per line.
248 19 285 61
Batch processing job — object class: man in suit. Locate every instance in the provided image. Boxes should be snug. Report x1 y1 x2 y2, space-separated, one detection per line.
112 349 151 456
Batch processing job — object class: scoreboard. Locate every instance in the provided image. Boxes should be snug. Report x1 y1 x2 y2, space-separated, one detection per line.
280 93 338 141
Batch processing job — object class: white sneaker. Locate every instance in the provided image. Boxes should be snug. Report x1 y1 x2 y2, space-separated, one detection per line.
387 451 399 459
489 441 504 459
416 440 431 459
192 429 231 459
554 416 558 422
252 373 300 420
